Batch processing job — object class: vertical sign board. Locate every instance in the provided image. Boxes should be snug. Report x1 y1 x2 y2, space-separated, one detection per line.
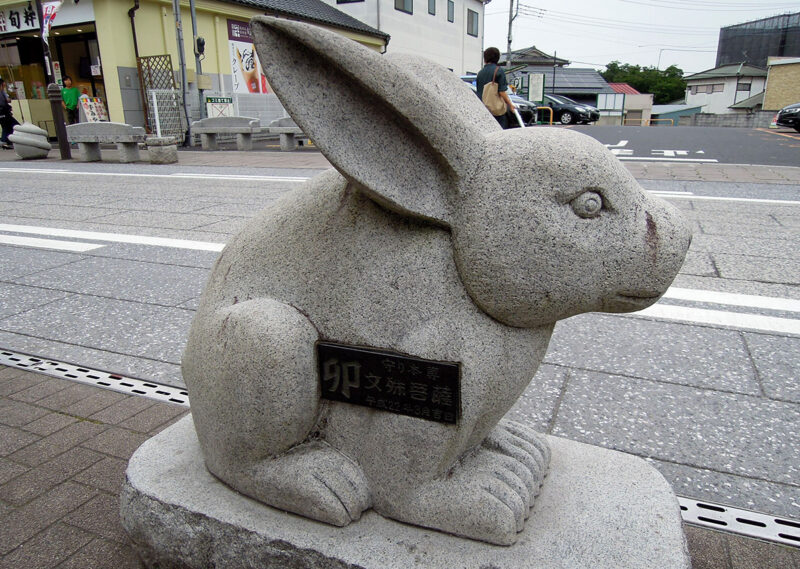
227 19 271 94
528 73 545 103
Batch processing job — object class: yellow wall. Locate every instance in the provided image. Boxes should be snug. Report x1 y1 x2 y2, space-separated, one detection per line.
763 62 800 111
93 0 386 122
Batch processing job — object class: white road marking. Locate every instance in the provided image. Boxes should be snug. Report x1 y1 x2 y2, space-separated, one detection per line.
0 224 224 251
663 288 800 313
633 304 800 336
0 167 310 183
662 195 800 206
0 234 105 252
617 156 719 163
649 190 695 196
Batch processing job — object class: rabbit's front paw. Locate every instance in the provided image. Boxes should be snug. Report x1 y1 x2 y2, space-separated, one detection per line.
482 419 550 498
231 441 372 527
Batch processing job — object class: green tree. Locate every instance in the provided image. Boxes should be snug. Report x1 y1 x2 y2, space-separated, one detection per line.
601 61 687 105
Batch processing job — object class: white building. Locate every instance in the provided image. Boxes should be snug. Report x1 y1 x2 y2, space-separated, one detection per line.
321 0 486 75
684 64 768 115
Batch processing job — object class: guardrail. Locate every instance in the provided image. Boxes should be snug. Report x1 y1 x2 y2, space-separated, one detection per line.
536 107 554 125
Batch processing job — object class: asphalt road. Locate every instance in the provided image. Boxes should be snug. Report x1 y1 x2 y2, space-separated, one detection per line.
573 125 800 167
0 160 798 528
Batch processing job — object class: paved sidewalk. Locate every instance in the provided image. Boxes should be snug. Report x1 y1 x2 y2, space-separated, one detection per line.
1 144 799 567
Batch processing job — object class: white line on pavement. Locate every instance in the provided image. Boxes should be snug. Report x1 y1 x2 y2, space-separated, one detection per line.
0 234 105 252
633 304 800 336
0 167 310 183
0 224 224 251
661 194 800 206
663 287 800 313
617 157 719 163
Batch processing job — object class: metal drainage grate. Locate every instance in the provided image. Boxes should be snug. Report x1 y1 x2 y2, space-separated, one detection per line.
0 349 189 407
679 497 800 547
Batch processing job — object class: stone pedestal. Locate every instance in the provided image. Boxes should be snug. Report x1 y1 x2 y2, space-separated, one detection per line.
121 415 689 569
8 122 51 159
146 136 179 164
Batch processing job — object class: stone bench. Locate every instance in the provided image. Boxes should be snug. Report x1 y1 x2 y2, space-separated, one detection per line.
191 116 261 151
266 117 309 151
66 122 146 163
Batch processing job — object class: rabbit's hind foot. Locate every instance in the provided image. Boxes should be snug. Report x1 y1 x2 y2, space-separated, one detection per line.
378 423 550 545
235 441 371 527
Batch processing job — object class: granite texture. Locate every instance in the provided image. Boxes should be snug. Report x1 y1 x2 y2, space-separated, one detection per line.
8 122 51 159
121 415 690 569
179 16 691 545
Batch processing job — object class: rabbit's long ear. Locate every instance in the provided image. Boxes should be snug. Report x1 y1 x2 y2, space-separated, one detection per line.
250 16 496 226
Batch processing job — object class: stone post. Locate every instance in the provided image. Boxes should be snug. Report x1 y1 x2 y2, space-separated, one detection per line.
47 83 71 160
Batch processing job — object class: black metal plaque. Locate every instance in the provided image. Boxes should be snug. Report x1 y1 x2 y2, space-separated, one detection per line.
317 342 460 424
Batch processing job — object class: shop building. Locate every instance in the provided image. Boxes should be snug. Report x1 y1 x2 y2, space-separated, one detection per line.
0 0 388 136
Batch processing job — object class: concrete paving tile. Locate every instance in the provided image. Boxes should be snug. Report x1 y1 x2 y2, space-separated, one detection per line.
0 522 94 569
0 481 96 555
545 314 760 394
54 538 143 569
62 493 130 543
0 283 71 319
505 364 568 433
13 256 209 306
71 456 128 495
118 403 188 433
62 388 128 418
680 251 718 277
0 247 82 281
100 196 229 213
670 274 800 301
0 333 185 388
0 447 103 506
553 370 800 488
22 412 78 436
35 382 110 414
0 457 27 485
684 525 731 569
8 377 71 403
81 427 149 459
699 221 797 241
744 334 800 403
652 460 800 521
88 242 219 269
191 216 251 235
714 254 800 285
690 234 800 262
0 399 49 427
8 421 107 467
1 204 118 222
88 395 155 425
0 295 194 365
728 533 800 569
0 425 39 457
86 210 232 230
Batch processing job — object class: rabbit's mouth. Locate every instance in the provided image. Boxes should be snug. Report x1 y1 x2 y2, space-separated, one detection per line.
607 291 663 311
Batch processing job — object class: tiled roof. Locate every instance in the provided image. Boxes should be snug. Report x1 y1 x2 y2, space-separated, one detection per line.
729 91 764 109
532 67 614 95
609 83 640 95
501 46 569 67
223 0 389 40
685 63 767 81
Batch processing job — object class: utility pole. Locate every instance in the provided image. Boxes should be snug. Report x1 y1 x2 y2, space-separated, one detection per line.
506 0 518 71
189 0 206 118
172 0 191 144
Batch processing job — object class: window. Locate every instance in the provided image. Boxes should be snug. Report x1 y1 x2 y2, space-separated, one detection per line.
447 0 454 22
395 0 413 14
467 9 479 36
689 83 724 95
428 0 435 15
737 82 751 91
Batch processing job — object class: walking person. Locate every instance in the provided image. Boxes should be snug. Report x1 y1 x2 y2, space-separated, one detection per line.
61 76 80 124
0 78 19 149
475 47 516 129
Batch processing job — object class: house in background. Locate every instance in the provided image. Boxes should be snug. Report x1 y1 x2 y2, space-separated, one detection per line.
684 63 767 114
717 12 800 68
321 0 486 75
601 83 653 126
651 104 703 126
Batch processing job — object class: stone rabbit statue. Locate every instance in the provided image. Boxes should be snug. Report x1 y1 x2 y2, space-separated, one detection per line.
182 16 691 546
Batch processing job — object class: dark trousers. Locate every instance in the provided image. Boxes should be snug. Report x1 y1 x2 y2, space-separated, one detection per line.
0 115 19 143
66 107 78 125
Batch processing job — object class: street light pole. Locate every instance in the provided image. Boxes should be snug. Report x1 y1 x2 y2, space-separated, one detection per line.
35 0 70 159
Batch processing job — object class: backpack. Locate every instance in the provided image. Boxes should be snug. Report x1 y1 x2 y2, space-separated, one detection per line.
481 66 507 117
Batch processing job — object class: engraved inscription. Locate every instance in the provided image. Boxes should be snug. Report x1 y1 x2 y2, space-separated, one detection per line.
317 342 460 424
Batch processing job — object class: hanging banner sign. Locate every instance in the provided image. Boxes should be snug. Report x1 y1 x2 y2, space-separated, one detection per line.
0 0 93 35
41 0 63 44
227 19 271 95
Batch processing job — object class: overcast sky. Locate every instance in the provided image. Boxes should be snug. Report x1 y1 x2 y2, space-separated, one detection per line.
482 0 797 75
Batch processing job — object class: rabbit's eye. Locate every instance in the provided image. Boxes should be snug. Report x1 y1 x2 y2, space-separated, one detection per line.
570 191 603 218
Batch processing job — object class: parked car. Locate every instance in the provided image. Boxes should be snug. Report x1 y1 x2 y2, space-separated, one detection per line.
541 94 600 125
775 102 800 132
